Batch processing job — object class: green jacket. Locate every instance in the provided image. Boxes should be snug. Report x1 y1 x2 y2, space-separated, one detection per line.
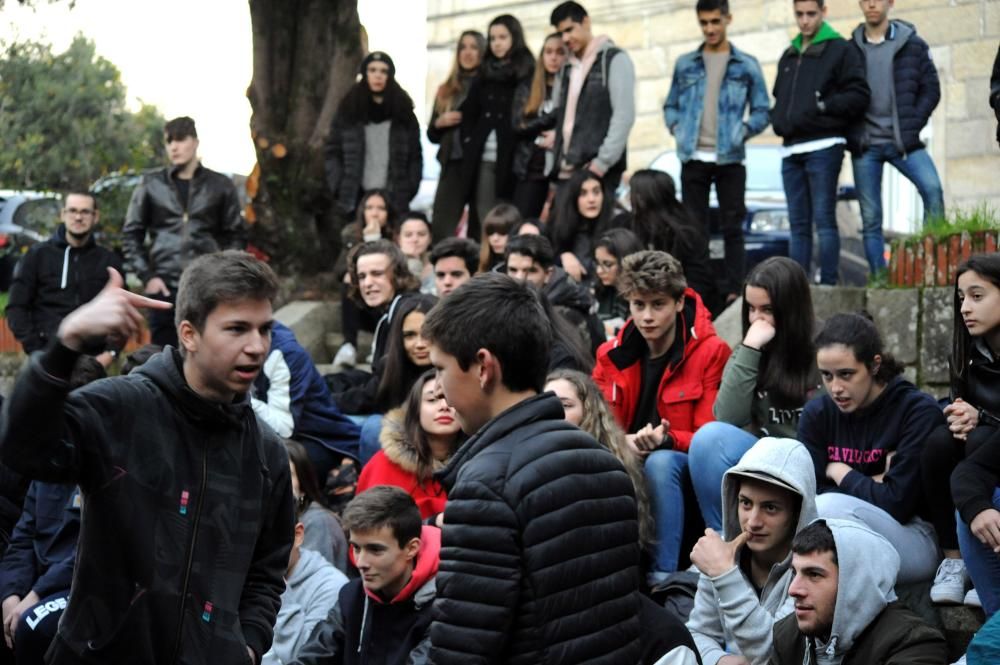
713 344 821 439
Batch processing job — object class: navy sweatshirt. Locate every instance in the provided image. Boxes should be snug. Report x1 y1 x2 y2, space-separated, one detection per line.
797 376 945 523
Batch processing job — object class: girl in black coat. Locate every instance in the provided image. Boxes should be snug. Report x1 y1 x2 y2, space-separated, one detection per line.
459 15 534 238
511 33 566 219
428 31 486 242
324 52 422 219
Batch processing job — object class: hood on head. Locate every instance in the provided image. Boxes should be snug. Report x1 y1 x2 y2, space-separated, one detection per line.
722 437 818 542
816 518 899 659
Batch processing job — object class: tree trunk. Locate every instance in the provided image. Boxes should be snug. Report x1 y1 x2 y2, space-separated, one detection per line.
247 0 362 275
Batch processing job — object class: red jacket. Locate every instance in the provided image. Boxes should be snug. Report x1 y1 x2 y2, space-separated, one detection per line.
356 408 449 519
592 288 731 452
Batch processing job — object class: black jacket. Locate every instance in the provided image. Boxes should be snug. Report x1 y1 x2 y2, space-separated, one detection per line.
122 165 246 288
771 28 870 145
951 425 1000 527
848 21 940 154
6 226 123 353
511 79 557 181
770 602 947 665
0 347 294 664
428 393 642 665
459 54 534 201
324 106 422 217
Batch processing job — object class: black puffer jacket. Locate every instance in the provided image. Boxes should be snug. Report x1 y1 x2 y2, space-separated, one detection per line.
771 26 870 145
122 165 245 288
324 108 422 217
6 225 123 353
0 347 294 664
848 21 940 154
429 393 642 665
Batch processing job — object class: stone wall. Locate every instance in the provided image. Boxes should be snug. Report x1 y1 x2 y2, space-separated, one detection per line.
714 285 954 397
425 0 1000 213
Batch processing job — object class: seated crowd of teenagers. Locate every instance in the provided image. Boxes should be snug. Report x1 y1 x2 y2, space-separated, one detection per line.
0 0 992 662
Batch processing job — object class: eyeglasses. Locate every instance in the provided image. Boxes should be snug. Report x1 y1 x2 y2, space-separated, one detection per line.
64 208 95 217
595 260 618 271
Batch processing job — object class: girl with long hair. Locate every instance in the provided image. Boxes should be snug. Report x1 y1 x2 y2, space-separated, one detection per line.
459 14 535 238
592 228 643 332
429 30 486 241
923 254 1000 606
797 312 945 584
324 51 421 220
375 294 438 412
332 190 398 368
285 439 349 573
356 370 463 520
549 168 615 282
512 33 566 218
688 257 820 532
545 369 654 550
620 169 721 314
478 202 522 272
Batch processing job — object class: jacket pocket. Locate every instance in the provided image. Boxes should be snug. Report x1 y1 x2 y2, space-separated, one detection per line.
660 381 704 431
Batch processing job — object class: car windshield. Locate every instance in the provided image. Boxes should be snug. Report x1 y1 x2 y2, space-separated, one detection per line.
12 198 61 237
649 146 785 192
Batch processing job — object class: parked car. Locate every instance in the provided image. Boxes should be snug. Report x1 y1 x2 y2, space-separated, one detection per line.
633 145 874 287
0 191 61 291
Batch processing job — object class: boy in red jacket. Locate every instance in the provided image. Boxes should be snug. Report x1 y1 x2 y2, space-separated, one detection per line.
593 250 731 584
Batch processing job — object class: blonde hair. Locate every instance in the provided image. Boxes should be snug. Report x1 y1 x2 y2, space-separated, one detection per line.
434 31 486 114
522 33 564 118
546 369 655 549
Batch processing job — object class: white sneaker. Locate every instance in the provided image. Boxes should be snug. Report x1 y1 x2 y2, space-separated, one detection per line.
965 588 982 608
333 342 357 368
930 558 969 605
951 654 967 665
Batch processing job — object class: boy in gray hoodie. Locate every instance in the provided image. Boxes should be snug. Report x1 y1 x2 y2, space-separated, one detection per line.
686 437 818 665
770 518 945 664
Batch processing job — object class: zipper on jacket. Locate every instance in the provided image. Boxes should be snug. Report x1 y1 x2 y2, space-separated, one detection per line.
786 51 804 125
169 174 191 223
169 446 209 664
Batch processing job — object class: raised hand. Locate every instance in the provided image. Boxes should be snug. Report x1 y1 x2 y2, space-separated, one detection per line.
743 318 776 350
58 268 173 352
690 528 749 578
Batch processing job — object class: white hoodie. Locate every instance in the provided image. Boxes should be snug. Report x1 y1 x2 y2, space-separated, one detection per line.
686 437 819 665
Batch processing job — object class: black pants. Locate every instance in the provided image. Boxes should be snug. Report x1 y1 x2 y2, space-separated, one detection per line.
13 591 67 665
432 161 469 243
147 291 178 348
921 423 998 551
339 283 378 348
512 178 550 220
680 160 747 296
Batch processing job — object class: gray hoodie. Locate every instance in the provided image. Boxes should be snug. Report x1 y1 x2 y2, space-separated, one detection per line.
262 548 349 665
687 437 819 665
808 518 900 665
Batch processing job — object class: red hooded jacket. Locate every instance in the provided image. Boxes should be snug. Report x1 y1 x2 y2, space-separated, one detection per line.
592 288 731 451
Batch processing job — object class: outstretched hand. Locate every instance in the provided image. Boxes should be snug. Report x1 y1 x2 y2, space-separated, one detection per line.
57 268 172 351
690 529 749 578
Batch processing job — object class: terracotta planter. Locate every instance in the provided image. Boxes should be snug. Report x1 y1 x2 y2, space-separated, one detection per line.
889 231 1000 287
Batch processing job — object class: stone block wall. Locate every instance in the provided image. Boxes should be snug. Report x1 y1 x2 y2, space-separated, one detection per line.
715 285 954 397
425 0 1000 212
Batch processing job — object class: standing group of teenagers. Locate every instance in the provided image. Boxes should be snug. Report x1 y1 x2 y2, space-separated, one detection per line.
0 0 995 663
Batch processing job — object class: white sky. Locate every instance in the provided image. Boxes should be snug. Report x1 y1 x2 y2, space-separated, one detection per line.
0 0 427 175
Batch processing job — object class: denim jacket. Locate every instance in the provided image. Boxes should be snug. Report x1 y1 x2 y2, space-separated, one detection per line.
663 44 770 165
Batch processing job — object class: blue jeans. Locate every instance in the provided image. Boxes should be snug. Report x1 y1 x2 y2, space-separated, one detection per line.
357 414 384 468
958 489 1000 618
688 422 759 533
817 493 940 584
851 145 945 274
644 449 690 578
782 144 845 285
